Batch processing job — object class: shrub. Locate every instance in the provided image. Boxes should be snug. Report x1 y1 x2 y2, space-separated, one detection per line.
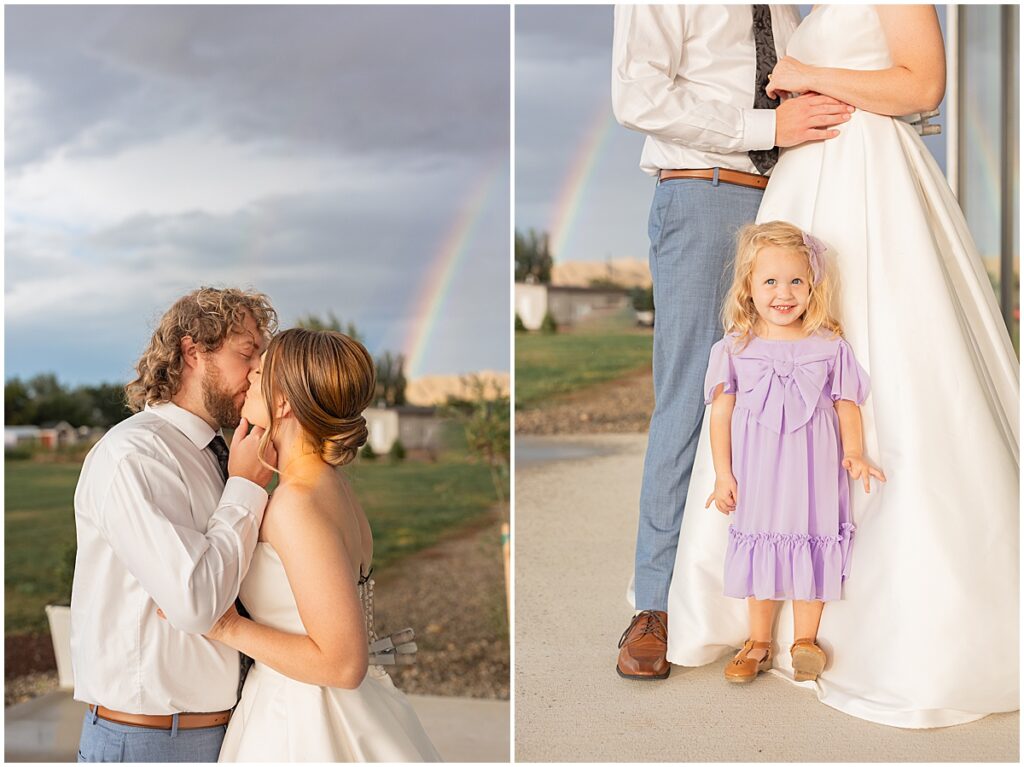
389 439 406 462
631 286 655 312
5 446 34 461
514 313 526 332
540 311 558 334
361 442 377 461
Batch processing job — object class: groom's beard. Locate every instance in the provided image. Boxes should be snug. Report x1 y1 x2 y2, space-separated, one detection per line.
202 361 245 430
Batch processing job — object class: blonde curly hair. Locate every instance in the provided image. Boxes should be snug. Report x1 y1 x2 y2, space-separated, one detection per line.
722 220 843 350
126 287 278 412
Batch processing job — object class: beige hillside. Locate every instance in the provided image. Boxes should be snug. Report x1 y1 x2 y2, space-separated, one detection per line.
551 258 651 288
405 370 510 406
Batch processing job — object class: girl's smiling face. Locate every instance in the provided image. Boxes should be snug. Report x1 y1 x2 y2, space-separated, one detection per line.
750 245 812 331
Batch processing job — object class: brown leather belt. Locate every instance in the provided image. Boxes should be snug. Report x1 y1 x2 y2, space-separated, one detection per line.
659 168 769 190
88 705 231 730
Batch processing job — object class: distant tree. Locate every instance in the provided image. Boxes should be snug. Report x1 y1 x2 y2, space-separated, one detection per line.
81 383 132 426
5 377 33 425
375 351 407 407
295 312 363 343
444 375 510 505
514 228 554 284
5 375 133 428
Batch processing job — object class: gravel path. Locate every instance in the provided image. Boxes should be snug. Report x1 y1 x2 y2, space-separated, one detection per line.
515 368 653 436
374 509 510 700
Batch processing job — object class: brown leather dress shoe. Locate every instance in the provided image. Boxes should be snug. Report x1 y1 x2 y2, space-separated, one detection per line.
790 638 827 682
723 639 773 684
616 610 670 680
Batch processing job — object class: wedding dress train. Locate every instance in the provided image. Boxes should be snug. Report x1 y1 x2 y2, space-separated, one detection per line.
663 4 1019 728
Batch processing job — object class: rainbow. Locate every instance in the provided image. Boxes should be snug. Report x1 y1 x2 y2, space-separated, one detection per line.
548 104 617 261
403 164 503 377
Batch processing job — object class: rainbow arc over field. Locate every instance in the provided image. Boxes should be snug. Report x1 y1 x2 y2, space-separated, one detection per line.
403 165 503 378
548 104 617 261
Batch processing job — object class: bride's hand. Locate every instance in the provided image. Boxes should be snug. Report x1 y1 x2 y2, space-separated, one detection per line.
705 474 738 515
204 603 242 643
767 56 815 99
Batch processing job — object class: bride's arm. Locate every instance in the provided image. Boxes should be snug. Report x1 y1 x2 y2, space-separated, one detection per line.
206 484 368 689
767 5 945 116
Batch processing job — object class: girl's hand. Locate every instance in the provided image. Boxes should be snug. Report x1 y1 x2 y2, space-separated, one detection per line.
205 603 241 643
705 474 739 515
842 454 887 493
767 56 815 99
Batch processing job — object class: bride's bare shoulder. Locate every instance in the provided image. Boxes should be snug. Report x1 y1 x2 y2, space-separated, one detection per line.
263 472 358 537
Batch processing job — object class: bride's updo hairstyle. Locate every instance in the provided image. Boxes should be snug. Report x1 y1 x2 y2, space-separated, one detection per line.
723 220 843 350
258 328 376 468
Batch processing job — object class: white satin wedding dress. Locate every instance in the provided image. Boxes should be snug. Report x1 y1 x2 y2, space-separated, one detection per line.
218 543 441 761
664 5 1019 728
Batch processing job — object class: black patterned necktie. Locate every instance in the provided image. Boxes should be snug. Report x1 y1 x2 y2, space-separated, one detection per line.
207 435 230 483
749 4 781 175
206 434 254 699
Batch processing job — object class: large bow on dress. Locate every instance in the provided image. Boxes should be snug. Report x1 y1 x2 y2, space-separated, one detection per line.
737 351 835 434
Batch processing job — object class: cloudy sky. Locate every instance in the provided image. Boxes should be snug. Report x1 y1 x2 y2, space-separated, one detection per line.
6 5 509 385
516 5 950 266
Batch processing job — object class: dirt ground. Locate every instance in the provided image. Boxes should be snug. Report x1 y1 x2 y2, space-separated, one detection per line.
5 512 510 706
515 367 654 436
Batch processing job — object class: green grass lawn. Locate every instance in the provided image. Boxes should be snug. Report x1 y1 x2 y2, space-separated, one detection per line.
5 432 499 635
515 314 652 408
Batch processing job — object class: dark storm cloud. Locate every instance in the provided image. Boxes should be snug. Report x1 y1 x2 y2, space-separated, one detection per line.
6 5 510 168
5 5 510 383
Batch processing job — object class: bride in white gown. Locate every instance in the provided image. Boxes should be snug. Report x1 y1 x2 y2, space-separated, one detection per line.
665 5 1019 728
210 328 440 761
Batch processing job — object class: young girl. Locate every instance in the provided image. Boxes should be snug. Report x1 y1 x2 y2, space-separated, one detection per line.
704 220 885 685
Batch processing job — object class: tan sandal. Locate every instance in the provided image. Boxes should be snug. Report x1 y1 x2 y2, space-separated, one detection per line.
724 639 773 684
790 638 827 682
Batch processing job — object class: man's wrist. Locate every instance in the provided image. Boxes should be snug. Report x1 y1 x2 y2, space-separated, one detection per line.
742 108 778 151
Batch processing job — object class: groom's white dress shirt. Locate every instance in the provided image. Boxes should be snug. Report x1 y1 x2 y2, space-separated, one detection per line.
612 4 800 177
71 401 267 714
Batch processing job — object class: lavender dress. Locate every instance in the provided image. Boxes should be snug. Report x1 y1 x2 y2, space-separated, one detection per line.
705 330 869 602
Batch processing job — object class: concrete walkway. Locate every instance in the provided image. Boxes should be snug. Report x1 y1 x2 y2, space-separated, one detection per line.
5 690 509 762
514 434 1019 762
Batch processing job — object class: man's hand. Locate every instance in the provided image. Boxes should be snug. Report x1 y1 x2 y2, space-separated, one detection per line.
775 93 854 147
228 417 276 487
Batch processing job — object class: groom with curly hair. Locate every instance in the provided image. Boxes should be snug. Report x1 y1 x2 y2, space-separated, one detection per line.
72 287 278 762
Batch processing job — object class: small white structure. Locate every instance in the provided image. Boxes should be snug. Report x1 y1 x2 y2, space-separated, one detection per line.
514 283 632 330
365 407 400 454
4 426 41 449
364 406 444 455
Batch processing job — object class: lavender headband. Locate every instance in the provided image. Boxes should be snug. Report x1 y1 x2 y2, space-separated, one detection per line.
802 231 828 286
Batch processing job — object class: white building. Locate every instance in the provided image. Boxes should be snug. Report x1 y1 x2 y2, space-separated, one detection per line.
514 283 632 331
